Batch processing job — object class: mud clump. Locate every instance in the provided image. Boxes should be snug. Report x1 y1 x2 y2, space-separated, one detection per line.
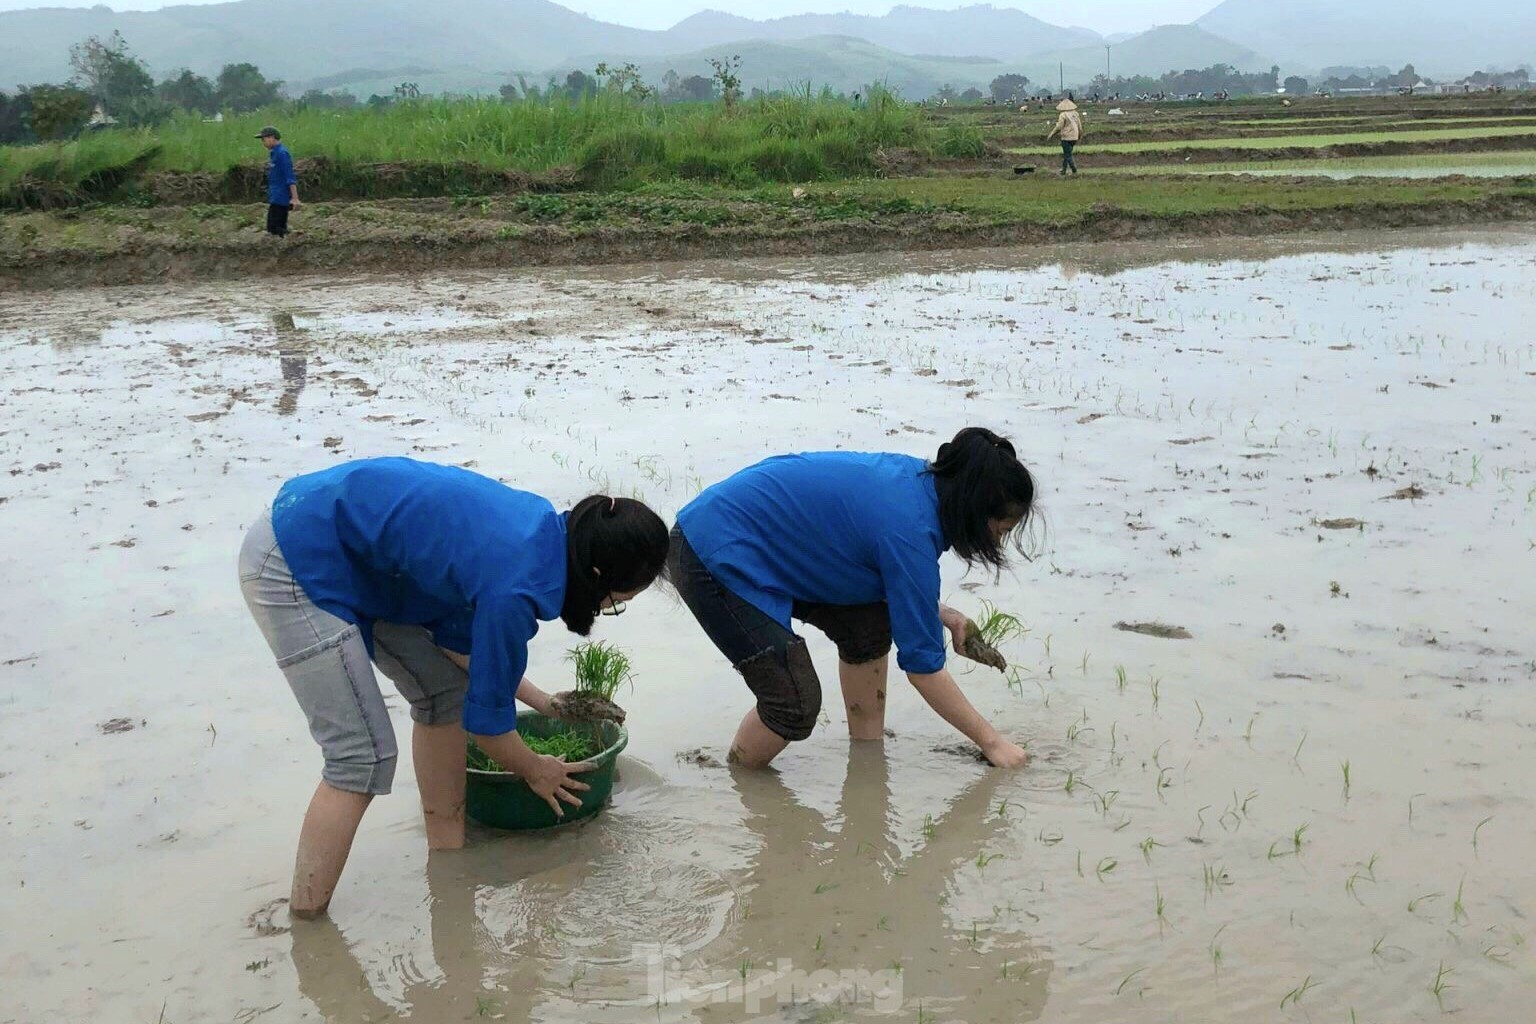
933 742 990 764
676 747 724 768
1386 485 1427 501
1114 621 1193 640
1317 518 1365 530
550 691 627 725
98 717 139 734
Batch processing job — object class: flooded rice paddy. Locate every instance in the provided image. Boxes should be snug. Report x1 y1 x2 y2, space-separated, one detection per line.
1114 151 1536 179
3 227 1535 1023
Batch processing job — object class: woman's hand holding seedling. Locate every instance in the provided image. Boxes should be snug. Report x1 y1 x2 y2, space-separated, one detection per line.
943 601 1022 672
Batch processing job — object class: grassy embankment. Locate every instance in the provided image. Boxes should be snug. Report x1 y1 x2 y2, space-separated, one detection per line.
0 91 966 209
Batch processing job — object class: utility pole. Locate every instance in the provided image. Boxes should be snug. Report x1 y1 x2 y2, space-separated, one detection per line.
1059 62 1064 93
1106 45 1112 81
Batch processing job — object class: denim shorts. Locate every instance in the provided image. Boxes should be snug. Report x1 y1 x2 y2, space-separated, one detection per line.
668 524 893 742
238 510 468 795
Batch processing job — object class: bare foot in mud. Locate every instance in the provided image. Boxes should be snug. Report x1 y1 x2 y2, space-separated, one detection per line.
549 691 627 725
957 619 1008 672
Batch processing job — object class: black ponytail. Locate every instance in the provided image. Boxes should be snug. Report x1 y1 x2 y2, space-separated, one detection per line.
927 426 1037 571
561 495 670 635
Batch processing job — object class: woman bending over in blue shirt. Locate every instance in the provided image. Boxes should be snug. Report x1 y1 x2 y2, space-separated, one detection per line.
671 427 1036 769
238 458 669 918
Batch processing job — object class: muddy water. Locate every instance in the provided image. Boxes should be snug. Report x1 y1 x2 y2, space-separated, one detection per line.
2 227 1535 1024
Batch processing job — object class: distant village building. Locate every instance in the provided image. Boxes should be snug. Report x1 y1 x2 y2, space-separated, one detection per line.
85 103 118 130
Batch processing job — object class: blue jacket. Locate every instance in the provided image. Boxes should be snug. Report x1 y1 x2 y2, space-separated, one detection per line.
271 458 568 736
677 452 949 674
266 143 296 205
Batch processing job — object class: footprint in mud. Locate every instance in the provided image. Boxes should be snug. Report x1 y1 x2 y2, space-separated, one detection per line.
246 897 290 937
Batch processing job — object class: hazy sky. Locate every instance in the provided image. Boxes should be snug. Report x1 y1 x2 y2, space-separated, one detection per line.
0 0 1223 35
564 1 1222 34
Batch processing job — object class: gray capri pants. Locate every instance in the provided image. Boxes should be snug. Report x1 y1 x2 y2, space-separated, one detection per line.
238 510 468 795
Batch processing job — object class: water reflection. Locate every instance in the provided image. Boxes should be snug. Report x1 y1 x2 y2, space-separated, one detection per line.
272 311 308 416
661 747 1050 1021
289 747 1049 1022
292 840 596 1024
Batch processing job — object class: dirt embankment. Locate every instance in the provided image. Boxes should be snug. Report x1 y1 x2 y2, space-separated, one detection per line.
7 192 1535 291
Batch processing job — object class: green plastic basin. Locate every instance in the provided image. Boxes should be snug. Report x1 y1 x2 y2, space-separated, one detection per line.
465 712 628 831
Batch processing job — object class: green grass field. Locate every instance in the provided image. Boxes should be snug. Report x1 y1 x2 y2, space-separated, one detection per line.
1009 123 1536 156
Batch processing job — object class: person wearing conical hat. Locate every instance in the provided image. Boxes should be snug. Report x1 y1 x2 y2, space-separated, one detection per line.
1045 94 1084 176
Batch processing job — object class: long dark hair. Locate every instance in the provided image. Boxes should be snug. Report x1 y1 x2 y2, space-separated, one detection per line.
927 426 1037 571
561 495 669 635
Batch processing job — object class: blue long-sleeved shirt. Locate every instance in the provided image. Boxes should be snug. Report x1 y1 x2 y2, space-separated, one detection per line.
270 458 567 736
266 143 296 205
677 452 949 674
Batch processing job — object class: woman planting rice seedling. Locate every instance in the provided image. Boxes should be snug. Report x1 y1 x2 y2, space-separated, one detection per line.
238 457 668 917
671 427 1037 769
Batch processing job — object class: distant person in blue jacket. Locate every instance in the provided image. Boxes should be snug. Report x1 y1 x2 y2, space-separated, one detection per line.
257 125 299 236
671 427 1037 770
238 458 669 918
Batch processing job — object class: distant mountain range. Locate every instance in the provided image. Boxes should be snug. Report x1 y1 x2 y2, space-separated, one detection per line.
0 0 1528 97
662 6 1099 61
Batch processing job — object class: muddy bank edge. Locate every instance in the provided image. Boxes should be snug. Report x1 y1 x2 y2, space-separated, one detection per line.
6 194 1536 290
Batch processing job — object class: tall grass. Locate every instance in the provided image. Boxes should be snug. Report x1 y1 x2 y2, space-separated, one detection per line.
1 87 935 206
0 131 161 207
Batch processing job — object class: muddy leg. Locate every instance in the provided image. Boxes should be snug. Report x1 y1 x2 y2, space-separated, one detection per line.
729 708 790 769
839 654 888 740
413 721 466 850
291 782 373 919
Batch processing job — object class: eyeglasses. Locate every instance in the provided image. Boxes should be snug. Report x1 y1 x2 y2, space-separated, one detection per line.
600 595 627 617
